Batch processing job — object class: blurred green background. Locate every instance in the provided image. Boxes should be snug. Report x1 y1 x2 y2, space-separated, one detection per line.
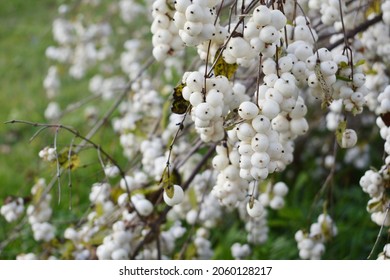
0 0 387 260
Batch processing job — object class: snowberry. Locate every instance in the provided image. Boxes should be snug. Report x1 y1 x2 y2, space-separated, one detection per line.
195 102 215 121
269 195 285 209
227 37 252 58
341 129 358 148
189 91 204 106
253 6 272 26
251 133 269 152
247 199 265 218
259 99 280 119
212 155 229 171
270 9 287 30
252 115 271 133
320 61 338 76
238 101 259 120
260 26 280 44
250 167 269 180
184 21 203 36
163 184 184 206
133 199 154 216
185 4 204 22
273 182 289 196
290 118 309 136
251 152 270 168
236 122 256 141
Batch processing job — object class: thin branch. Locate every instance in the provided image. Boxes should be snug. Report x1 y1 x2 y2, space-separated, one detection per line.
130 143 217 259
54 126 61 205
327 13 383 51
367 203 390 260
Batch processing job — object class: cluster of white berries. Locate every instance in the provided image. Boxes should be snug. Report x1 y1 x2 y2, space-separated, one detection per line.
47 15 113 79
174 0 221 47
16 253 38 260
360 168 390 227
26 179 56 242
232 78 306 183
112 78 163 161
377 85 390 115
259 181 289 210
295 214 337 259
306 48 338 100
96 221 133 259
319 0 342 26
194 227 213 259
245 214 269 245
38 147 57 162
151 0 184 61
231 243 251 260
165 169 221 228
88 75 127 100
182 71 248 142
0 197 24 222
211 145 249 208
236 5 287 66
377 243 390 260
365 63 389 113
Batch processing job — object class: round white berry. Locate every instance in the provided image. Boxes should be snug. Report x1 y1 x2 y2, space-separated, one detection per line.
253 6 272 26
163 184 184 206
273 182 288 196
238 101 259 120
341 129 358 148
247 199 265 218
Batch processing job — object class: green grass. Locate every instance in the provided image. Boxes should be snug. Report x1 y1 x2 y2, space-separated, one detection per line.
0 0 102 258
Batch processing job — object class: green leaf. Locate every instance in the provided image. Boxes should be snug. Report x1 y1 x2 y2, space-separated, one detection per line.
171 82 190 114
214 48 238 80
335 120 347 147
338 61 349 69
336 75 352 82
354 59 366 67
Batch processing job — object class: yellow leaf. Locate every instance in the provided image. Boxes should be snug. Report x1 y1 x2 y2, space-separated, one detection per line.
32 184 44 205
164 184 175 199
110 186 125 203
214 48 238 80
335 120 347 147
171 82 190 114
314 63 333 109
57 148 80 171
365 0 381 17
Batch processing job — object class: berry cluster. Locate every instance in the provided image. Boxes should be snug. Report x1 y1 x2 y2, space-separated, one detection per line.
152 0 184 61
182 71 247 142
0 197 24 223
259 181 289 210
27 179 56 242
295 214 337 259
174 0 221 46
231 243 251 260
